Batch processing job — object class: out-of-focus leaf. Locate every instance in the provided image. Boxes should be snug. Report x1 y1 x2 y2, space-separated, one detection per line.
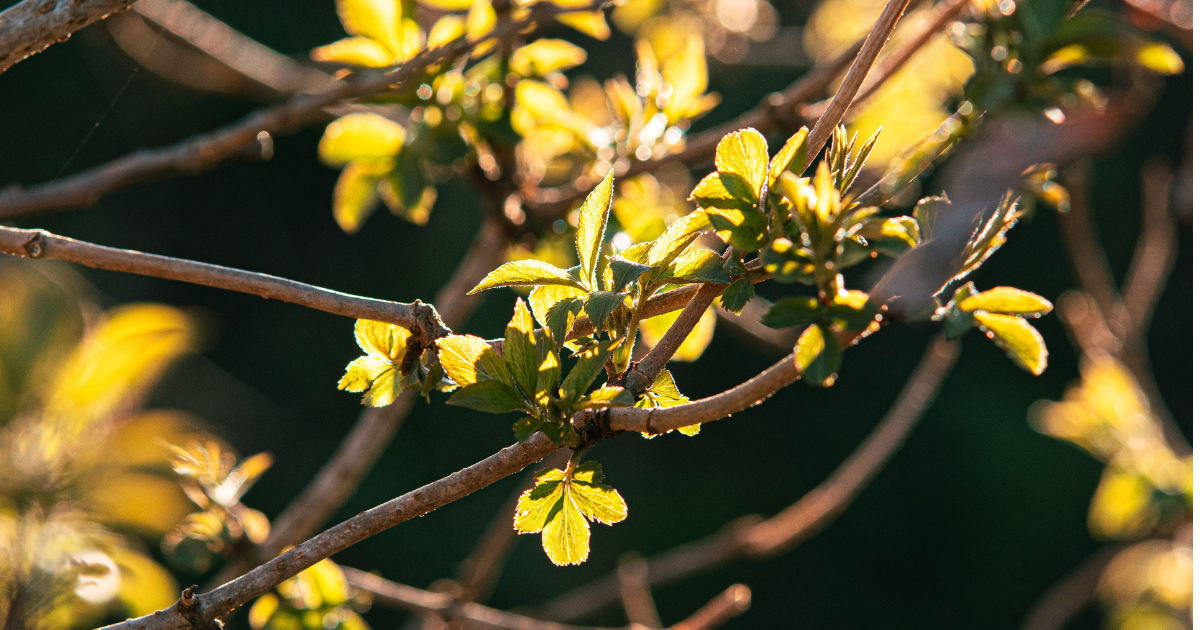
1135 42 1184 75
512 39 588 76
639 305 715 362
973 311 1048 375
312 36 394 67
959 287 1053 315
1089 467 1157 539
661 34 711 122
333 161 385 233
318 113 406 166
428 14 465 48
336 0 402 52
577 171 615 288
762 238 817 283
418 0 474 9
471 260 584 293
802 327 841 386
448 380 527 413
792 324 824 374
505 299 540 397
111 548 178 616
557 10 611 40
761 296 821 329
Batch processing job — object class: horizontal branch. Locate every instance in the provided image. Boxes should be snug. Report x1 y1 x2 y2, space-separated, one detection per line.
0 0 133 74
0 225 448 337
99 434 560 630
0 1 587 221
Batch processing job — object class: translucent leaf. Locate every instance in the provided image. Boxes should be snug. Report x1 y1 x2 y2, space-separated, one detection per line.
514 462 627 566
332 161 384 233
530 284 588 326
248 593 279 629
715 128 769 197
646 210 712 267
690 171 759 209
319 113 406 166
792 324 825 373
664 249 729 284
546 298 584 344
720 278 755 314
448 380 527 413
336 0 402 53
417 0 474 9
704 205 768 252
111 548 178 616
466 0 497 44
338 320 410 406
504 299 539 397
639 306 715 362
958 287 1053 316
1089 467 1157 538
560 341 616 401
762 238 816 283
636 370 696 435
569 461 628 524
435 334 510 386
470 259 584 293
575 385 636 409
542 489 591 565
1135 42 1184 75
801 326 841 386
514 468 565 533
556 11 611 40
576 170 615 289
311 36 394 67
661 34 709 122
427 15 465 48
609 257 653 291
768 127 809 185
583 291 625 331
973 312 1048 375
512 39 588 76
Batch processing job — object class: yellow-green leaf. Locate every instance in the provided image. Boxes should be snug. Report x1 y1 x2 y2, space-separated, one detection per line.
704 205 768 252
471 259 584 293
560 341 616 401
530 284 588 327
664 249 728 284
542 488 590 565
311 36 395 67
417 0 474 9
646 210 712 267
514 468 565 533
575 385 636 409
556 11 611 40
448 380 527 413
512 39 588 76
568 461 627 524
792 324 824 373
332 162 385 233
583 291 625 331
576 170 615 289
435 334 510 386
1136 42 1184 75
427 15 465 49
661 34 710 122
319 113 406 166
467 0 497 54
505 299 539 397
768 127 809 185
973 312 1048 375
715 128 769 197
336 0 402 55
338 319 410 406
958 287 1053 316
513 462 627 566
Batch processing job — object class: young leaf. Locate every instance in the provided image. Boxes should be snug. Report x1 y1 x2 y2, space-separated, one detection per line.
768 127 809 185
435 335 510 386
705 205 768 252
690 172 758 209
636 370 698 436
973 312 1048 375
335 0 402 58
514 462 627 566
792 324 825 374
802 327 841 386
761 296 821 329
958 287 1053 316
505 299 540 397
664 249 729 284
720 278 755 314
471 260 584 293
427 14 465 48
583 292 625 332
338 319 410 407
608 257 653 292
762 238 817 283
447 380 527 413
560 341 616 401
575 385 636 409
715 128 769 197
511 39 588 76
577 171 615 289
530 284 588 326
332 162 385 234
312 37 395 67
546 298 584 345
569 461 628 524
513 416 543 441
646 210 712 267
319 113 406 166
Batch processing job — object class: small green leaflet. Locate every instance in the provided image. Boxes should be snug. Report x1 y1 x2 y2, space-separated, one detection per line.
720 278 755 314
471 259 584 293
577 170 615 290
635 370 699 436
958 287 1053 316
514 461 628 566
338 319 411 407
767 127 809 186
447 379 526 413
714 128 769 196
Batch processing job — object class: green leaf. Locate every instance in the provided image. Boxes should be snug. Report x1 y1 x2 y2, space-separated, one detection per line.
536 340 562 398
332 162 386 234
504 299 540 397
514 468 566 534
379 153 435 225
560 341 616 401
690 172 759 209
513 416 542 441
704 205 768 252
448 380 527 413
958 287 1053 316
826 291 877 332
792 324 824 373
637 370 688 408
720 278 755 314
583 292 625 332
840 127 880 194
335 0 403 52
568 461 627 524
577 171 615 289
768 127 809 185
715 128 769 197
761 296 821 329
802 327 841 386
546 298 584 345
435 334 509 386
664 249 729 284
471 260 584 293
529 285 588 327
1135 41 1184 75
762 238 817 283
646 210 712 267
319 113 406 166
973 312 1048 375
338 320 411 406
608 257 653 291
913 194 947 241
511 39 588 76
513 462 627 566
575 385 635 409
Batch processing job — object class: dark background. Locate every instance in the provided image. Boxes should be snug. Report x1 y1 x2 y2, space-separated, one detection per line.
0 0 1191 627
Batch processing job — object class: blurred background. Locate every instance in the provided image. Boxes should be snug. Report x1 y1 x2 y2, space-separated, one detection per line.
0 0 1191 627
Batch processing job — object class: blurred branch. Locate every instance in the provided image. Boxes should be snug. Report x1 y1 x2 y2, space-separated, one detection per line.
0 1 597 221
0 225 449 337
1121 158 1177 339
1020 545 1128 630
0 0 133 75
617 554 662 629
713 297 797 354
100 433 562 630
107 0 328 98
347 568 748 630
538 336 959 621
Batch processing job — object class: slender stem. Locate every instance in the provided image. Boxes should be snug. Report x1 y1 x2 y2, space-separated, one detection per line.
0 225 448 337
617 554 662 629
621 282 725 396
1020 545 1129 630
1121 158 1177 339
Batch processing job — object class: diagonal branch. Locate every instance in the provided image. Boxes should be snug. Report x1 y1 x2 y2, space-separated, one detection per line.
0 225 449 338
0 0 134 75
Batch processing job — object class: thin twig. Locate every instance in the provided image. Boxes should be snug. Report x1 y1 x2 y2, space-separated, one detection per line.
663 585 751 630
0 1 594 221
535 336 959 621
0 225 447 335
0 0 134 74
617 554 662 629
621 282 726 395
99 433 561 630
1121 158 1177 339
1020 545 1128 630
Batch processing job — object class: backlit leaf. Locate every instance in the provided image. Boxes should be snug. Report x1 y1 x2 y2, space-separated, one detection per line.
577 170 615 289
505 299 539 397
471 260 584 293
802 327 841 386
664 249 729 284
973 312 1048 375
319 113 406 166
557 11 611 40
546 298 584 345
646 210 712 267
312 37 394 67
514 462 627 566
338 319 410 406
959 287 1053 316
427 15 465 48
609 257 653 291
560 341 616 401
661 34 710 122
768 127 809 185
332 162 385 233
704 205 768 252
569 461 628 524
417 0 474 9
336 0 402 52
1135 42 1184 75
530 284 588 326
575 385 636 409
542 487 590 565
512 39 588 76
435 334 510 386
448 380 527 413
792 324 824 374
639 306 715 362
583 291 625 331
715 128 769 196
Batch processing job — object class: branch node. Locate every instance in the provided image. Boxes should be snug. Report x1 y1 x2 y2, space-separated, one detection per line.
176 585 222 630
22 230 47 258
573 409 617 449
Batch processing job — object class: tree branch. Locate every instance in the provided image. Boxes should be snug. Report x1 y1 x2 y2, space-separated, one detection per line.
1121 158 1177 339
99 433 561 630
1020 545 1127 630
535 336 958 621
0 1 591 221
617 554 662 629
622 281 726 396
0 0 133 75
0 225 449 338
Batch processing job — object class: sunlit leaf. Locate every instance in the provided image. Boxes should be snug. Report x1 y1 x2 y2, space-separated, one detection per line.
427 14 466 48
661 34 711 122
646 210 712 268
959 287 1053 316
336 0 402 53
332 161 384 233
417 0 474 9
704 204 768 252
569 461 628 524
973 312 1048 375
792 324 824 374
546 297 584 344
339 319 410 406
467 0 498 48
577 170 615 289
560 341 616 401
557 10 611 40
312 36 395 67
715 128 769 198
1089 467 1157 539
530 284 589 326
512 39 588 76
471 259 584 293
664 249 728 284
768 127 809 185
1135 42 1184 75
609 257 653 292
435 334 510 386
514 461 626 566
505 299 540 397
575 385 636 409
318 113 406 166
448 380 527 413
583 291 625 331
800 326 841 386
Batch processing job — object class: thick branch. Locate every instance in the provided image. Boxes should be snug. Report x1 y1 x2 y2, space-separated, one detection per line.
0 0 133 74
622 282 726 395
0 225 448 337
99 434 559 630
